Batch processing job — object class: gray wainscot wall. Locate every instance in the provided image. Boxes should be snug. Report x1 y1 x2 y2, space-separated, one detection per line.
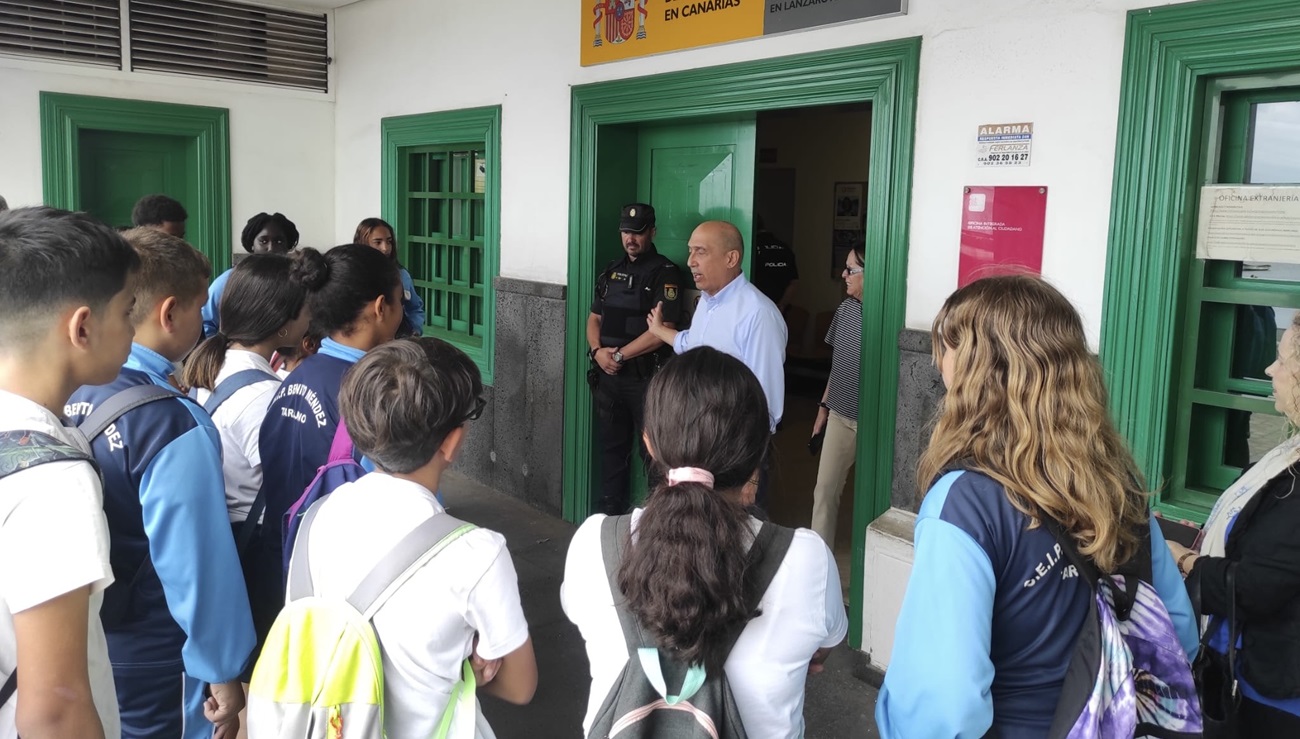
891 328 945 512
456 276 567 515
861 328 945 670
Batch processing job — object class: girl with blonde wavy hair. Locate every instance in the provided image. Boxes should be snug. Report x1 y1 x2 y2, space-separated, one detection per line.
876 275 1200 738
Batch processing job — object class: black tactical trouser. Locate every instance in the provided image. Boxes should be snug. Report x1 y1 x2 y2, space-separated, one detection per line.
594 368 652 516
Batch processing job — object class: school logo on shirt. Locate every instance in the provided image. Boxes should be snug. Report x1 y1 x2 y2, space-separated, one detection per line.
273 383 329 428
1023 543 1078 588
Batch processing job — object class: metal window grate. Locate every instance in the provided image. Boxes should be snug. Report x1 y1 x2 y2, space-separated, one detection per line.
129 0 327 92
401 145 488 347
0 0 122 68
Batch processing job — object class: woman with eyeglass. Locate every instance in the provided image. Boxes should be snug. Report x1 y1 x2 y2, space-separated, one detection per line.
809 245 865 550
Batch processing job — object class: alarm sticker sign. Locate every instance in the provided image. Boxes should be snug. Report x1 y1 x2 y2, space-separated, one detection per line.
975 122 1033 168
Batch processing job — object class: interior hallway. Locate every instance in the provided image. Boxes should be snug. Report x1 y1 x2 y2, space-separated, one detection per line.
439 470 879 737
768 385 857 602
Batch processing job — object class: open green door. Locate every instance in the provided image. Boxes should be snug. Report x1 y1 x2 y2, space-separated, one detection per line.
620 116 757 506
40 92 232 277
565 40 922 650
636 118 756 282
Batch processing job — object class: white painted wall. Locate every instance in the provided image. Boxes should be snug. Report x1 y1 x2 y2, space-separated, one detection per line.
334 0 1181 346
0 57 336 256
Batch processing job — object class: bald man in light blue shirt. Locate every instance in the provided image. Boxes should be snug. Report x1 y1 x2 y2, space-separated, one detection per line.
648 221 788 504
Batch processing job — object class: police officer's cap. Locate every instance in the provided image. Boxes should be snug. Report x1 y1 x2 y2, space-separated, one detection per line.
619 203 656 233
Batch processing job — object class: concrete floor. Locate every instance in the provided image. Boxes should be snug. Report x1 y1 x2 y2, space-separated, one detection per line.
440 470 880 738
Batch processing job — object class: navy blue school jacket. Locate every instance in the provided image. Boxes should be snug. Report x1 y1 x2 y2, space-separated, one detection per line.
256 338 365 557
65 343 255 683
876 470 1199 738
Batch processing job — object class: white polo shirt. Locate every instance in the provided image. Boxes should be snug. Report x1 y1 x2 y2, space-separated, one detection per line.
561 510 847 739
296 473 530 739
193 350 281 523
0 390 119 739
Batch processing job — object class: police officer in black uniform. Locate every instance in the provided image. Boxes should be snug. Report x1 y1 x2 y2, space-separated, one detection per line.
586 203 684 515
751 215 800 314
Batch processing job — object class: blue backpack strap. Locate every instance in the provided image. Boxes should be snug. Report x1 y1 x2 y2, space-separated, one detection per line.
79 384 183 441
203 369 280 415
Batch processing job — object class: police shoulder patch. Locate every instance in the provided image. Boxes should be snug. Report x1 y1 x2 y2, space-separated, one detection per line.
663 284 678 301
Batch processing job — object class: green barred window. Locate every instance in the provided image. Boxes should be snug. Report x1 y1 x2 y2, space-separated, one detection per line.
399 146 487 347
382 107 500 383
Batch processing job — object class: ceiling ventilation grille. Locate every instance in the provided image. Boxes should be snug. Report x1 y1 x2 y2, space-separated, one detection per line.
0 0 122 68
129 0 328 92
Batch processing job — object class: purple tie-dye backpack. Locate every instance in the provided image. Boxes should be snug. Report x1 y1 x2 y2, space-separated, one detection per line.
1041 514 1203 739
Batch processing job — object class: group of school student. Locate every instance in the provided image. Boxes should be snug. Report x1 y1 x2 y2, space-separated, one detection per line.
2 193 848 739
9 196 1282 739
0 202 538 739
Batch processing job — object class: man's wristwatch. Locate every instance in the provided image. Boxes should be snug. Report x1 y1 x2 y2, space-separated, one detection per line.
613 349 625 364
588 346 598 361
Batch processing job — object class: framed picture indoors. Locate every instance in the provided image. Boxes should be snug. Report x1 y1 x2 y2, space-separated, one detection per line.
832 181 866 277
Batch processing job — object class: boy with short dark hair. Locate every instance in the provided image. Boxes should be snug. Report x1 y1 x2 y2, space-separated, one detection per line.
0 206 138 739
288 338 536 736
65 227 255 739
130 194 187 239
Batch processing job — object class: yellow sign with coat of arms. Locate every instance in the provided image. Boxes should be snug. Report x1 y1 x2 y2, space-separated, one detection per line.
582 0 906 66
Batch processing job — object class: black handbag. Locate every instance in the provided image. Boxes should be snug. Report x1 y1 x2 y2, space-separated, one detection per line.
1193 562 1241 738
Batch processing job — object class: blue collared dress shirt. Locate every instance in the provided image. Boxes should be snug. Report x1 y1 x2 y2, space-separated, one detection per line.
673 273 788 430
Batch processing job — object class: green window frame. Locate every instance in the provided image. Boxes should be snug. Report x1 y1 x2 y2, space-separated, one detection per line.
382 107 501 384
1100 0 1300 525
1166 84 1300 518
561 38 921 652
40 92 232 277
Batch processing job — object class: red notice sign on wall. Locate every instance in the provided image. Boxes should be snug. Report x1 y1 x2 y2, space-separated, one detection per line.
958 186 1049 287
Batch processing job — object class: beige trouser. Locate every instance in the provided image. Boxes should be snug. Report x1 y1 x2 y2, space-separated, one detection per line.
811 410 858 549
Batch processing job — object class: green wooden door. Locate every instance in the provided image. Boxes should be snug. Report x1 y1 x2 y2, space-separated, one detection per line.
77 129 194 230
618 117 757 506
636 117 757 288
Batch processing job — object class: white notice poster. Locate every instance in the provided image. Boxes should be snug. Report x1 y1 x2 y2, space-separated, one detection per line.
1196 186 1300 263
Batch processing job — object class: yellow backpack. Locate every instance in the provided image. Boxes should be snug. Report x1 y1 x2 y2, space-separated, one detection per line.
247 502 477 738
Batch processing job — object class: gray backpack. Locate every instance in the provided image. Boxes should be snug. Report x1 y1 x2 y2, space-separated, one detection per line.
588 514 793 739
